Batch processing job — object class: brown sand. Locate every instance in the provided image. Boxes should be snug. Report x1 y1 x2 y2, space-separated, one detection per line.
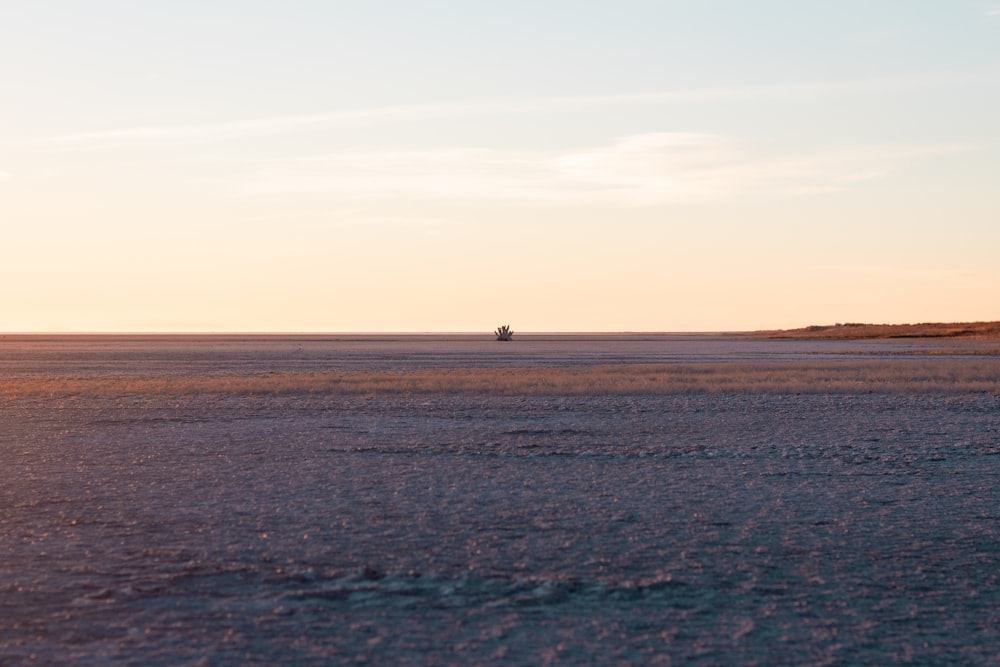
757 321 1000 340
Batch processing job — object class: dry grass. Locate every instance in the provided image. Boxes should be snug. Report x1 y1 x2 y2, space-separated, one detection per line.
758 321 1000 340
2 360 999 397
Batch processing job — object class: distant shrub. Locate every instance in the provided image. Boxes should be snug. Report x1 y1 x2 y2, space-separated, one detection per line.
495 325 514 341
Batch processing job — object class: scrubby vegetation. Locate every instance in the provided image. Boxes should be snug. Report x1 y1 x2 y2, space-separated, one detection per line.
761 321 1000 340
495 325 514 341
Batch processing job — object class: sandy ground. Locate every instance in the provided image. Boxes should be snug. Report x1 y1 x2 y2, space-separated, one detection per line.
2 335 999 664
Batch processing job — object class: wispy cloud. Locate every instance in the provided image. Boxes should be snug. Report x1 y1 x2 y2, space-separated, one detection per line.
31 70 993 150
227 133 966 206
985 3 1000 17
240 209 456 229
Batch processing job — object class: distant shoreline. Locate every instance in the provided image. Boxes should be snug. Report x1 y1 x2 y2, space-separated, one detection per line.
2 322 999 341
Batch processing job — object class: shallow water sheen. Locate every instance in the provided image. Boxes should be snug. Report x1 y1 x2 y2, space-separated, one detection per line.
3 390 1000 665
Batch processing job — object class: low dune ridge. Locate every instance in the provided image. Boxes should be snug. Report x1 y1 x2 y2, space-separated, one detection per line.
757 321 1000 340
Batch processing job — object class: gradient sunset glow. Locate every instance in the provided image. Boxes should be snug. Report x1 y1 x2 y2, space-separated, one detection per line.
2 2 998 332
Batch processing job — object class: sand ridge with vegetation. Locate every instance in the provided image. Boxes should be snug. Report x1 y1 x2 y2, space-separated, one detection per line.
756 320 1000 340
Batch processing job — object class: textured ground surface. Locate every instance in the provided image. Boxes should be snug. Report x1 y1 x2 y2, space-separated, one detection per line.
2 336 999 665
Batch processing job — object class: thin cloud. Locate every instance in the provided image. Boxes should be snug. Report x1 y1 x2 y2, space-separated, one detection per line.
31 70 993 150
227 133 966 206
240 209 456 229
986 4 1000 17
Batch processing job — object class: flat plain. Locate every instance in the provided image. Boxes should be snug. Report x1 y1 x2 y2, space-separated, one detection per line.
2 334 999 664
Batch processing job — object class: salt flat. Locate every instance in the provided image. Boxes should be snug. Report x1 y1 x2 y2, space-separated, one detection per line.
2 335 999 664
2 333 997 377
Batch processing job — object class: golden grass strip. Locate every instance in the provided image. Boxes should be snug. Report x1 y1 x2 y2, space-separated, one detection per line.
2 360 1000 397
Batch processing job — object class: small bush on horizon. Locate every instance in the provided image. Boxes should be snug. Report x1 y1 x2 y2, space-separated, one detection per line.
495 325 514 341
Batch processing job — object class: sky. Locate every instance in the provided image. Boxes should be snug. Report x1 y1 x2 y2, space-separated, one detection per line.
2 1 999 332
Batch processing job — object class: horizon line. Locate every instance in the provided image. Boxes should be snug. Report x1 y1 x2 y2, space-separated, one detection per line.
3 320 998 337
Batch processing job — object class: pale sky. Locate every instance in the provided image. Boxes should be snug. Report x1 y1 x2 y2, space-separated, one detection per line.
2 1 998 332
